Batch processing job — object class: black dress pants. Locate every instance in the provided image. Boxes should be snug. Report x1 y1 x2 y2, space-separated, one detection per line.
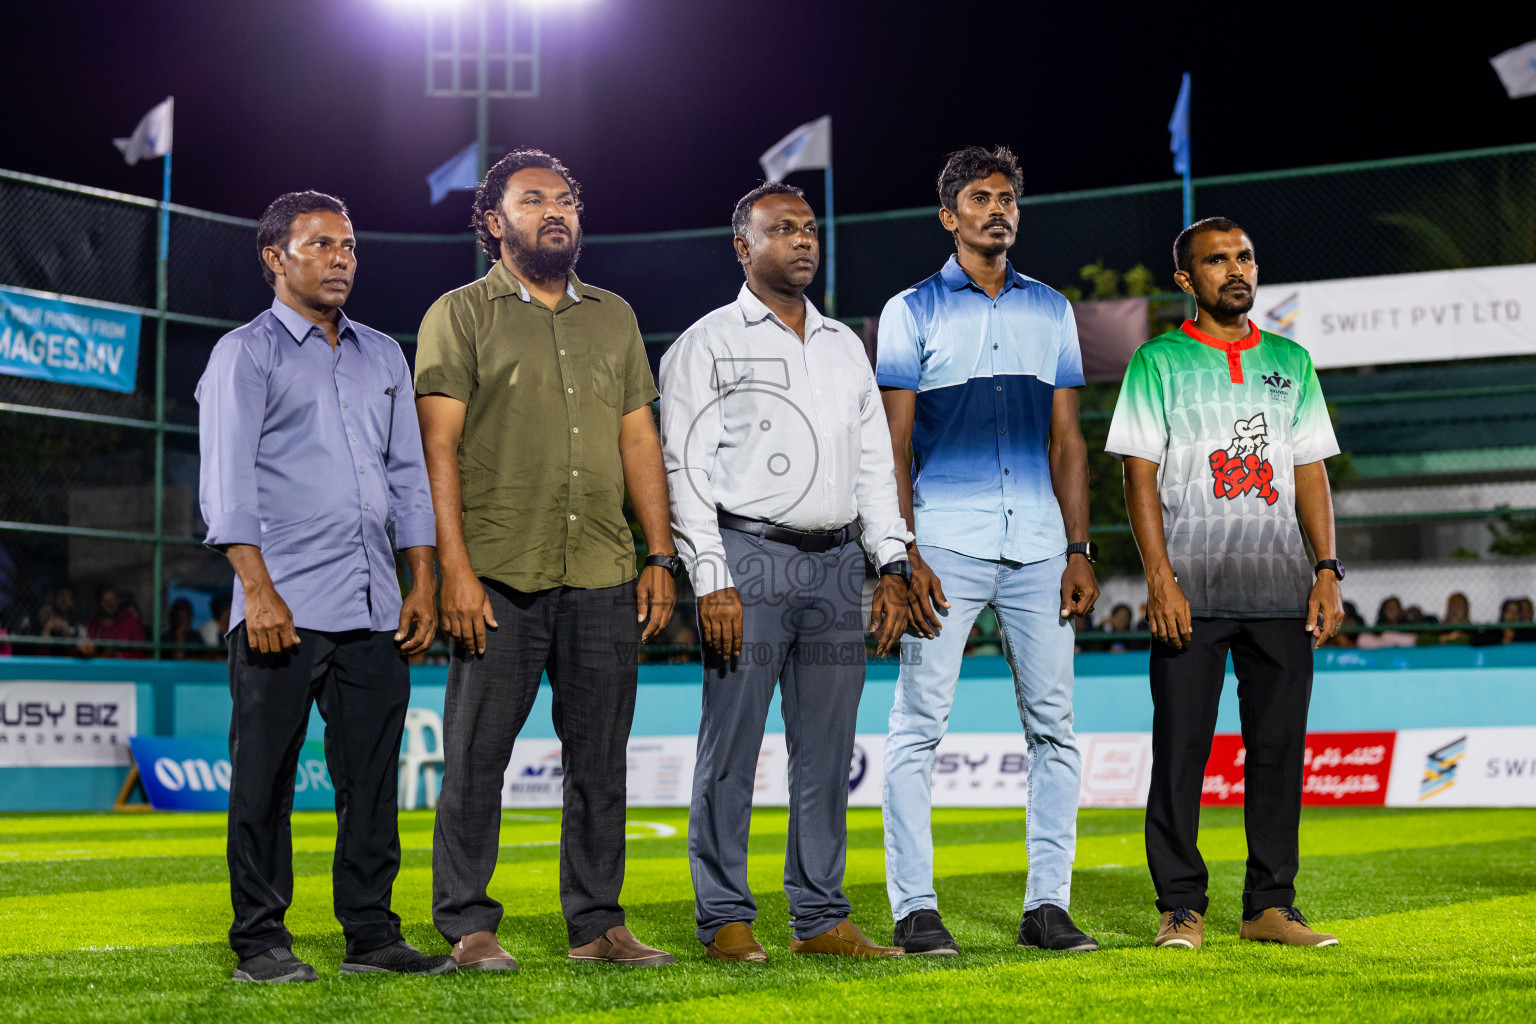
1145 617 1313 917
432 580 639 948
226 625 409 959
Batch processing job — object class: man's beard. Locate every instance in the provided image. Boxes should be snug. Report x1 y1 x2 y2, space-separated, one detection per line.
506 226 582 282
1212 285 1255 317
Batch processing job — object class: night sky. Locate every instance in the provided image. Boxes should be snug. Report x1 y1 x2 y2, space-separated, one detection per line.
7 2 1534 235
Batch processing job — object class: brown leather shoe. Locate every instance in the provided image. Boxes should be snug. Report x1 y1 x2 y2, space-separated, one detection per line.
452 930 518 970
1239 907 1339 947
568 925 677 967
789 920 904 957
1153 908 1204 949
705 921 768 963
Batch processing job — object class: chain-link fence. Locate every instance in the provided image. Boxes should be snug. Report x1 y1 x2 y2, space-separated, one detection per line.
3 143 1534 660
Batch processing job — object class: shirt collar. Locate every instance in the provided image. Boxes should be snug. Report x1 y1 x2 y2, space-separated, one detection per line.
269 297 358 348
1181 318 1261 351
485 259 591 306
939 253 1028 295
735 282 829 339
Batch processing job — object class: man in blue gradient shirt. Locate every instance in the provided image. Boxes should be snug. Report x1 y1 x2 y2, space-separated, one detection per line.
197 191 452 983
876 147 1101 955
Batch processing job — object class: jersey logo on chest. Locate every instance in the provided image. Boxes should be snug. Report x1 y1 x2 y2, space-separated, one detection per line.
1208 413 1279 506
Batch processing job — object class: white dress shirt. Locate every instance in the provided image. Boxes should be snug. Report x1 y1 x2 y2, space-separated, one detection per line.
659 284 913 596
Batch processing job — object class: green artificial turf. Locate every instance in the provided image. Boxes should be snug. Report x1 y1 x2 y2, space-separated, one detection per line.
2 804 1534 1022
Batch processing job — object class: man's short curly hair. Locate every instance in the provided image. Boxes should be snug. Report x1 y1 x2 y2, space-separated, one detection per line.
1173 216 1248 275
256 191 349 288
472 148 582 261
936 145 1023 213
731 181 808 244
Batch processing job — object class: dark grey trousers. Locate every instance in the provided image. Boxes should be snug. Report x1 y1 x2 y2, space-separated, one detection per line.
432 579 640 948
690 530 867 943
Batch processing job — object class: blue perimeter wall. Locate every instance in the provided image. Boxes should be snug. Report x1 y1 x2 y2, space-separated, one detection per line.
3 645 1534 811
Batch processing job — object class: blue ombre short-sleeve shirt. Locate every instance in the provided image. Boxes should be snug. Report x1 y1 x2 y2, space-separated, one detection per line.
876 255 1084 565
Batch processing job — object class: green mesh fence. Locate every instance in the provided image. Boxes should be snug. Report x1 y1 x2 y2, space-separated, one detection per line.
2 143 1534 659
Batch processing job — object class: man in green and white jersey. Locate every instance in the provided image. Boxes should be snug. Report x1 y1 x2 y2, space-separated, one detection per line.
1105 218 1344 950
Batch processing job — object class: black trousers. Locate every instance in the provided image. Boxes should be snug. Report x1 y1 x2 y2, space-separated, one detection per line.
1145 617 1313 917
432 579 639 948
226 625 409 959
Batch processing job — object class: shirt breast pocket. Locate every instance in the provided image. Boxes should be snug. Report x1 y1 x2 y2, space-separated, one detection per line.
590 355 623 410
833 372 866 431
363 370 403 454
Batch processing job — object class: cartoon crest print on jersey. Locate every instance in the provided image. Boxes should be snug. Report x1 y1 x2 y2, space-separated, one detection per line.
1209 413 1279 505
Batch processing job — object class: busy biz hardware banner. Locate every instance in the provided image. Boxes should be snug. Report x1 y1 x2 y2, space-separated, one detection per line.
0 286 141 393
0 681 136 767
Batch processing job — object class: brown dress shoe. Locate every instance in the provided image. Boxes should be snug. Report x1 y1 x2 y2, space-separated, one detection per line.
705 921 768 963
789 920 904 957
452 930 518 970
568 925 677 966
1153 908 1204 949
1239 907 1339 947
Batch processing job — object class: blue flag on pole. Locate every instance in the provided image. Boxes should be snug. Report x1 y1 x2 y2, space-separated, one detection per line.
427 142 479 205
1169 73 1191 175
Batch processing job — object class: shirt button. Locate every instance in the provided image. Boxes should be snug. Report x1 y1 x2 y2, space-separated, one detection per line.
359 468 365 475
1004 468 1011 475
569 514 577 521
560 349 566 355
567 387 574 394
341 401 348 408
572 470 579 476
995 386 1002 392
350 434 357 441
1000 429 1006 435
993 344 999 350
572 427 579 434
1007 509 1014 515
363 504 370 511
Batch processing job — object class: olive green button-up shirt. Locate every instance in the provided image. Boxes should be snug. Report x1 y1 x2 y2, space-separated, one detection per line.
414 261 659 592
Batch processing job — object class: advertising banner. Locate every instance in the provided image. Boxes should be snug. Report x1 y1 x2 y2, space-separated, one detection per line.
127 736 335 811
0 286 141 393
0 681 135 766
1256 264 1536 370
1202 731 1395 807
1386 727 1536 808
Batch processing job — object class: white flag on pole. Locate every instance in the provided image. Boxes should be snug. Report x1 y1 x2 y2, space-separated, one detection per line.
114 97 174 165
1490 40 1536 99
759 115 832 182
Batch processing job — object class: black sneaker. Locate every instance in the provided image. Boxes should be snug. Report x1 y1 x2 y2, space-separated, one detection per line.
1018 905 1099 952
340 940 458 975
232 947 318 983
893 908 960 955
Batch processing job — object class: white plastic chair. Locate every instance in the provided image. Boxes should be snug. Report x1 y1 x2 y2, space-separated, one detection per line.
399 707 446 810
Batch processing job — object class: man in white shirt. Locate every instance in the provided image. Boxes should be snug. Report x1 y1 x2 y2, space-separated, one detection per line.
659 183 912 962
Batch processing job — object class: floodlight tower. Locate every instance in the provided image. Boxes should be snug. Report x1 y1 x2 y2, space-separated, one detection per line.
425 0 544 277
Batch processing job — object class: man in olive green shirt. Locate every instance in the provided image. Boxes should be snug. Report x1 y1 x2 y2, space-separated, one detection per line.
415 149 678 970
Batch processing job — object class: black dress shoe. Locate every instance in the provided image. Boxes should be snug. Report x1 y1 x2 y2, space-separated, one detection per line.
232 947 318 983
1018 905 1099 952
340 940 457 975
893 908 960 955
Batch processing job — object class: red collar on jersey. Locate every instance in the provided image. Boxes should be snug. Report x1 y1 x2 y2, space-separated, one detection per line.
1181 319 1260 384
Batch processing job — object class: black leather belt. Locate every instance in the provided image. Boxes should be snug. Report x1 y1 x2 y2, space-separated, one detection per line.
717 510 859 553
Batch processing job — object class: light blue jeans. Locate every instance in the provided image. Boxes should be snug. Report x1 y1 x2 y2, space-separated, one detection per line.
882 544 1081 921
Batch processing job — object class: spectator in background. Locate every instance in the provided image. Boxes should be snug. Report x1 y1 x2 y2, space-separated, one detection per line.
161 599 199 660
199 594 232 649
17 585 92 656
1517 599 1536 643
1356 596 1415 650
85 585 148 659
1432 593 1472 646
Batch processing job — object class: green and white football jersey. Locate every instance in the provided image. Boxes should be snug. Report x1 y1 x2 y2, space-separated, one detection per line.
1105 320 1339 618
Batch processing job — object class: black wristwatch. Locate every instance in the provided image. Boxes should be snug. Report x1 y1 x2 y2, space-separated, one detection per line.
1314 559 1345 581
644 554 683 576
878 559 912 584
1066 541 1098 564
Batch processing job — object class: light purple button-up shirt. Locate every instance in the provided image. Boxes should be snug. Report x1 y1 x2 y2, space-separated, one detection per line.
196 299 435 634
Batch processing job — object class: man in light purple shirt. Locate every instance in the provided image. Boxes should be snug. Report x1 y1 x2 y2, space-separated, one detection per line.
196 191 450 983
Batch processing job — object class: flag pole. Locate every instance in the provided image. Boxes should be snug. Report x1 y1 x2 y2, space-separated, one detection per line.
824 163 836 318
151 120 171 660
